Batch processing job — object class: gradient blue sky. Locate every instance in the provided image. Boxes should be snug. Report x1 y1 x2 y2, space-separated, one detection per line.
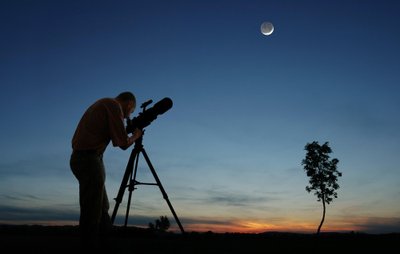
1 0 399 234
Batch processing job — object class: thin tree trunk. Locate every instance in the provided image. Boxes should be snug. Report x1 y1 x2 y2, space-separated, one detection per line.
317 198 326 235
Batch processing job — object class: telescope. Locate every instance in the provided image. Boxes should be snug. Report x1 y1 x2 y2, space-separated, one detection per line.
126 97 173 133
112 96 185 233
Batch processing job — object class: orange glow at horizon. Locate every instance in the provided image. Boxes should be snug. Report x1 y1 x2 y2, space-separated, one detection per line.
174 220 319 234
170 219 367 234
1 218 375 234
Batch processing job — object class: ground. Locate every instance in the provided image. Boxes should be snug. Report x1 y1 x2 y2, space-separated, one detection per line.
0 225 398 253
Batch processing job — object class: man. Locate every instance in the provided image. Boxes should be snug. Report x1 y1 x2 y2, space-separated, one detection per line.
70 91 142 249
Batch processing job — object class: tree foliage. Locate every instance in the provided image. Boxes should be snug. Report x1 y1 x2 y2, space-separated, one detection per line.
301 141 342 234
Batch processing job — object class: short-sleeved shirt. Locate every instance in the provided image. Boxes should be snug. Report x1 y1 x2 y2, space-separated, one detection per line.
72 98 129 154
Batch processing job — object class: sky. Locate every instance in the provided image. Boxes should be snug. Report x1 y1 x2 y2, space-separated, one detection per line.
1 0 399 234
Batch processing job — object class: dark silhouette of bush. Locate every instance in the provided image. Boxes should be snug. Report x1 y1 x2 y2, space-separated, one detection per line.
148 215 170 232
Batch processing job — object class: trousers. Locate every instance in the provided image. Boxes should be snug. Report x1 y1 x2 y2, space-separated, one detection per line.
70 151 111 235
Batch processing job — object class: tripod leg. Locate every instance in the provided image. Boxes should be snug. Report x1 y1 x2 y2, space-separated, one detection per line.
141 148 185 233
111 147 140 224
123 151 140 226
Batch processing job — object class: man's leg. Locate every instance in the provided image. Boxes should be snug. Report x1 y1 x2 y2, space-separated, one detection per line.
70 152 106 250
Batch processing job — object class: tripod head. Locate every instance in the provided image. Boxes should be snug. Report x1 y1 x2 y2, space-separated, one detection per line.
132 129 145 150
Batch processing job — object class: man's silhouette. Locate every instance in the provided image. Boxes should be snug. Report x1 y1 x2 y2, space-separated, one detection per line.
70 91 142 250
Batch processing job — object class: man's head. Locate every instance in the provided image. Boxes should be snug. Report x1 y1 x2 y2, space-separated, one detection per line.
116 91 136 118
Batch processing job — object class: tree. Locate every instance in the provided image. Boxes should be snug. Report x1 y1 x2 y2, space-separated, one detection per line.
148 216 170 232
301 141 342 235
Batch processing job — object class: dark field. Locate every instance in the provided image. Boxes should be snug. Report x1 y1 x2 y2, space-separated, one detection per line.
0 225 398 253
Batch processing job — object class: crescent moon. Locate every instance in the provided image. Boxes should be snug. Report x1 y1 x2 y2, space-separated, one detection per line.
261 22 274 36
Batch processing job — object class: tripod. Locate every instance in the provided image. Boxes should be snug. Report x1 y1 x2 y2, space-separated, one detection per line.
110 132 185 233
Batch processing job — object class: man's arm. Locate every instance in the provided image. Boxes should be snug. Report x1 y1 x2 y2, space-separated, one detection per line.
119 128 143 150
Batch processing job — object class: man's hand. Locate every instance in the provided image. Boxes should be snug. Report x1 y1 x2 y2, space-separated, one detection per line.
121 128 143 150
131 128 143 142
